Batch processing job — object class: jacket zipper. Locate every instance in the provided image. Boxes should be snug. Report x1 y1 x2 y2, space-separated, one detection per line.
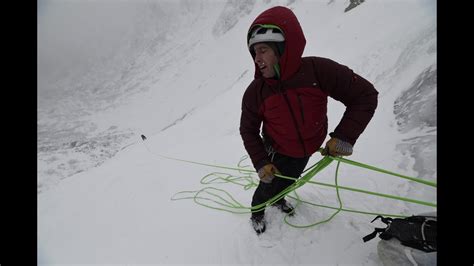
282 92 308 157
297 94 305 125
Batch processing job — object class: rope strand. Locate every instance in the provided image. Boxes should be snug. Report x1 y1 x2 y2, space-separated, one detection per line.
141 136 436 229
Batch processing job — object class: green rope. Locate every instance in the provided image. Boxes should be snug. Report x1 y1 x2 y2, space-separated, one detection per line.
283 160 344 228
169 154 436 228
331 156 437 187
272 164 436 208
141 138 435 228
304 179 436 207
285 194 408 218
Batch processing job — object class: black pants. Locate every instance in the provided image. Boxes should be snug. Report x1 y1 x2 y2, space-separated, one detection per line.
251 152 310 217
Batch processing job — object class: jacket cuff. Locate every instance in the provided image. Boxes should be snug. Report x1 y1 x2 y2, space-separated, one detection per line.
254 158 270 172
329 132 355 145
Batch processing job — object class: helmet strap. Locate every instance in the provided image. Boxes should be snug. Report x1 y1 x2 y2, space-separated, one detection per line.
273 64 281 79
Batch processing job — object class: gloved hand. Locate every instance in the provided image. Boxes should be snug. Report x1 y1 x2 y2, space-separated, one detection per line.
257 163 280 183
321 137 353 156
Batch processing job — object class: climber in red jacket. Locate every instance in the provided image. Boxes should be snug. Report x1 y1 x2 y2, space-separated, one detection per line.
239 6 378 234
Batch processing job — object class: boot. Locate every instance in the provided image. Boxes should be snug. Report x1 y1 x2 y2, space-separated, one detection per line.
273 199 295 216
250 213 266 235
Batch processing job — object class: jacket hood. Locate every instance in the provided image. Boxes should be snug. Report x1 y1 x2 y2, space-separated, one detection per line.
248 6 306 82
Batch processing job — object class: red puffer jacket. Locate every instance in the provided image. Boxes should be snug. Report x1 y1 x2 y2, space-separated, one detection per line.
240 6 378 170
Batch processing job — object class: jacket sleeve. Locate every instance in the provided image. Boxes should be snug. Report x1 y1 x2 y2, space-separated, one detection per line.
239 80 270 171
313 57 378 145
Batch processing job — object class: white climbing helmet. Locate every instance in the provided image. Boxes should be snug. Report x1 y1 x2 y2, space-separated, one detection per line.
248 25 285 49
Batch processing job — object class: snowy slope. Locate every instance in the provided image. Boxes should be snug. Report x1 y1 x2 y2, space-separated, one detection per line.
38 0 436 264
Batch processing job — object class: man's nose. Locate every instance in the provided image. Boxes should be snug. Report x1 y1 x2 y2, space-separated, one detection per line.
254 54 262 64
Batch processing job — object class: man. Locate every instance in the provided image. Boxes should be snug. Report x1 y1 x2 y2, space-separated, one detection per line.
345 0 365 13
239 6 378 235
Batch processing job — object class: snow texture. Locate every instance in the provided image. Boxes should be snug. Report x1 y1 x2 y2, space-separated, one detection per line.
38 0 436 264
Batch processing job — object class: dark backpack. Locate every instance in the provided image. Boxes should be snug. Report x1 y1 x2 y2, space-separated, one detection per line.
363 215 437 253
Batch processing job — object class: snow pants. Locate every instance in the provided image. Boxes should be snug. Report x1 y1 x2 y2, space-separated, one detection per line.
251 152 310 217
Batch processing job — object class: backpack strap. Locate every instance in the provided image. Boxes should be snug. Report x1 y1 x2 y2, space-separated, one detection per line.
370 215 393 224
363 227 386 242
362 215 394 242
420 218 437 252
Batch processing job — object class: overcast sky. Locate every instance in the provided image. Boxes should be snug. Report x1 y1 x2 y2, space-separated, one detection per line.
38 1 139 92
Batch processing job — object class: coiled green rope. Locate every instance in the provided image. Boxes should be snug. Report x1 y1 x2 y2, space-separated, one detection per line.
169 153 436 228
141 136 436 228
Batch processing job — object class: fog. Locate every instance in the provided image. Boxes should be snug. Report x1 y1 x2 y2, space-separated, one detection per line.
38 1 132 93
37 0 197 105
38 1 436 264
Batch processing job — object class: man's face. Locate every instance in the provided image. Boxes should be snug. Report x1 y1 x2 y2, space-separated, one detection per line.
253 43 279 78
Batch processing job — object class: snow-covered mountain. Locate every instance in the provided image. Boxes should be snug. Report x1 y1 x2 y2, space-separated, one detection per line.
38 0 436 264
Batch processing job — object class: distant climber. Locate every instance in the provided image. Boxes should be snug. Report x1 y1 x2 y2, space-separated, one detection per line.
345 0 365 13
